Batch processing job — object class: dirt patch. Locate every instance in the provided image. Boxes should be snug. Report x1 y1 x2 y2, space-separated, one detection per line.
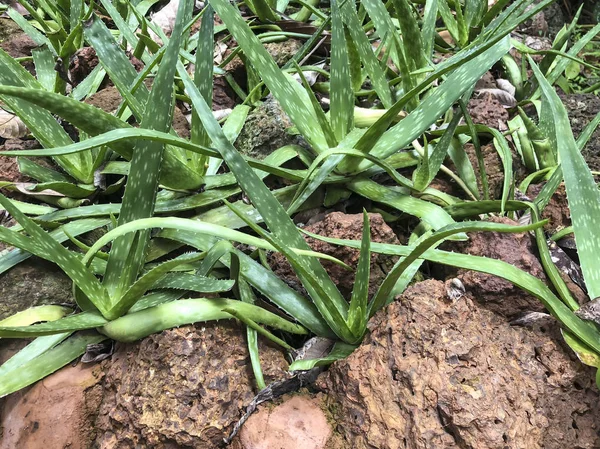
0 362 104 449
95 322 289 448
319 280 600 449
238 394 332 449
269 212 400 300
213 76 237 110
0 138 42 184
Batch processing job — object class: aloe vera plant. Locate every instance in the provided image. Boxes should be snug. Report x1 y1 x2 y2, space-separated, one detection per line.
1 0 599 403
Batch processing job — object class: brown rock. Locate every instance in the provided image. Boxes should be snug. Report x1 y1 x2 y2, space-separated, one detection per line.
95 322 289 448
467 95 508 131
0 363 104 449
239 395 332 449
462 143 527 201
446 216 547 317
527 182 571 235
269 212 400 299
69 47 99 87
319 280 600 449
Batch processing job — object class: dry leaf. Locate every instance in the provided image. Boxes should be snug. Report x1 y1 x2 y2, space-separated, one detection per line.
0 109 29 139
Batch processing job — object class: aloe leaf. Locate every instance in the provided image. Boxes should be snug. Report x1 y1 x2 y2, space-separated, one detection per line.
83 216 348 271
113 252 205 317
0 333 70 377
32 46 57 91
191 4 215 172
537 23 600 98
0 332 106 398
347 179 462 234
208 0 328 152
18 157 72 183
226 201 354 342
349 36 511 172
0 312 108 338
0 87 203 190
464 0 486 30
229 255 267 389
101 298 308 342
367 220 543 317
531 57 600 299
347 211 370 336
307 225 600 355
0 50 88 181
339 0 393 108
447 136 478 198
287 129 365 214
330 0 354 141
152 273 235 293
0 198 56 216
0 305 72 327
414 110 462 191
289 342 357 371
0 218 111 275
392 0 427 72
102 0 194 309
361 0 402 70
159 230 334 338
0 194 109 314
177 53 350 328
562 330 600 369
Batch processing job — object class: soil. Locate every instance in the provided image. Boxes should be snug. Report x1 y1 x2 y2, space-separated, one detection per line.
269 212 400 300
0 32 36 73
84 85 191 138
0 139 41 184
69 47 100 87
319 280 600 449
527 182 571 235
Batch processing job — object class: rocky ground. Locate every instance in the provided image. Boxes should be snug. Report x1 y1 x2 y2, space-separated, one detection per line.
1 1 600 448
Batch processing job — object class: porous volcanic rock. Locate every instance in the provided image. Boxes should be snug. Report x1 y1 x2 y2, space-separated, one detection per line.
443 216 547 317
269 211 400 300
319 280 600 449
234 96 302 160
95 322 289 449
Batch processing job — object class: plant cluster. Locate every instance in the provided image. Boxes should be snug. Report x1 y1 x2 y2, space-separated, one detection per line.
0 0 599 400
